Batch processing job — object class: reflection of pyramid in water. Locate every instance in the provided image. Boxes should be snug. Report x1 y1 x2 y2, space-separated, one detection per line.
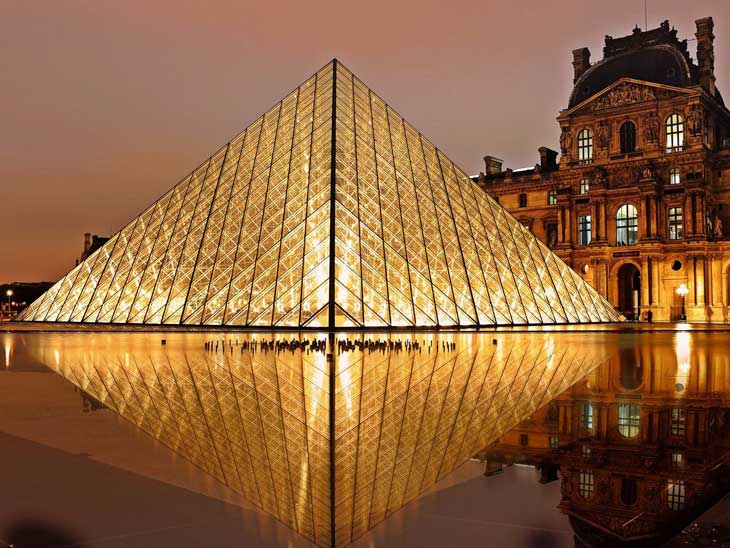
33 332 611 547
18 60 621 328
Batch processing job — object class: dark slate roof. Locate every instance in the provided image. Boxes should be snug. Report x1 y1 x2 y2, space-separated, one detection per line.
569 21 698 108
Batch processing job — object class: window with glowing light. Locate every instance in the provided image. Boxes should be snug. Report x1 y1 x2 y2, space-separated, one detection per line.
616 204 638 245
671 408 686 436
617 403 640 438
666 114 684 150
577 129 593 162
579 470 594 499
667 480 686 511
669 167 681 185
579 178 589 194
579 215 592 246
580 402 594 429
669 207 683 240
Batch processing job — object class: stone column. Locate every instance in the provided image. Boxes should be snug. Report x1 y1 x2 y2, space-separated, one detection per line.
651 257 662 309
695 193 706 236
696 254 706 306
640 257 649 309
685 193 694 237
558 207 565 244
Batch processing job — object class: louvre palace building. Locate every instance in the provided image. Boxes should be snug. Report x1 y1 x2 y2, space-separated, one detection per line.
478 18 730 322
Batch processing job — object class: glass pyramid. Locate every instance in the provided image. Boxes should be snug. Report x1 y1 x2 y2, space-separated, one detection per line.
28 331 612 547
16 60 622 328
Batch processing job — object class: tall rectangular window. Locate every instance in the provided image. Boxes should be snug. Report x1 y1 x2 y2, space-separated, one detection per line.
548 190 557 205
579 215 592 246
617 403 640 438
667 480 686 511
519 193 527 208
580 178 589 194
666 114 684 151
669 207 683 240
671 408 686 436
579 470 594 499
580 402 594 429
578 129 593 162
669 167 681 185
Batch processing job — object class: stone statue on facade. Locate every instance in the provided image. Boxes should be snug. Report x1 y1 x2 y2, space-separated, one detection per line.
643 112 660 143
560 128 572 155
687 105 704 136
714 215 723 238
641 166 653 179
596 121 611 149
547 225 557 249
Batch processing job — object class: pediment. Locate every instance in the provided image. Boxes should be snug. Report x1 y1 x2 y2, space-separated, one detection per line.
564 78 696 116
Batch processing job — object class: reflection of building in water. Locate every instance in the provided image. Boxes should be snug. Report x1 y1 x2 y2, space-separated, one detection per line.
481 334 730 546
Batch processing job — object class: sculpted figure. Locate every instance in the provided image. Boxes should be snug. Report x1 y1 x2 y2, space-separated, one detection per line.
687 106 703 136
596 121 611 149
643 112 660 143
714 215 723 238
560 128 572 155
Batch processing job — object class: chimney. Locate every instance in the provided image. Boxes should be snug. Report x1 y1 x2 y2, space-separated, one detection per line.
572 48 591 83
695 17 716 96
483 155 503 175
538 147 559 171
83 232 91 254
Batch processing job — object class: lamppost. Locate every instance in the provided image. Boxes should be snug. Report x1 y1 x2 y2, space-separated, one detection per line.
676 284 688 321
5 289 12 319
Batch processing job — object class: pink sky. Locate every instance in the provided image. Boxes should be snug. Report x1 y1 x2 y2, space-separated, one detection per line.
1 0 728 283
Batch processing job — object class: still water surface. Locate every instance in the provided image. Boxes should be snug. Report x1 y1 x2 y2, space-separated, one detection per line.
0 330 727 547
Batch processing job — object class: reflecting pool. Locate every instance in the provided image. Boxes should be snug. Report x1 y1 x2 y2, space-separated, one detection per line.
1 329 728 547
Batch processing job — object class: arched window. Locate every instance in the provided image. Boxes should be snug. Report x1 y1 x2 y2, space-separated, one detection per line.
620 121 637 153
616 204 638 246
577 128 593 162
617 403 640 437
666 114 684 151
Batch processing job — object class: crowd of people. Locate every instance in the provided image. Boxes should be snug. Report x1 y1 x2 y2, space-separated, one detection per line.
202 336 458 355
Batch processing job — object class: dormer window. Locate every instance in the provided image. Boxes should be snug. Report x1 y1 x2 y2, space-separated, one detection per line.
619 121 637 153
577 128 593 162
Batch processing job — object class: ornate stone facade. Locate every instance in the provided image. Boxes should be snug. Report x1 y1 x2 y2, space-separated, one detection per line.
477 18 730 322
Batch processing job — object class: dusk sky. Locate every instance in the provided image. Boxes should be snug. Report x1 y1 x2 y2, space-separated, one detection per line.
2 0 728 283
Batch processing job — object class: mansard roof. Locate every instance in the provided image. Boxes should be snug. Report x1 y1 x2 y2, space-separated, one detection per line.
569 21 699 109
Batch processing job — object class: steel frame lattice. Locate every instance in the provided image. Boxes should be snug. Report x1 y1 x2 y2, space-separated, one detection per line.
17 60 622 328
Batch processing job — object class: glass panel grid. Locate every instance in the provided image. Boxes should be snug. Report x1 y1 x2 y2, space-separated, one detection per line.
16 60 621 328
